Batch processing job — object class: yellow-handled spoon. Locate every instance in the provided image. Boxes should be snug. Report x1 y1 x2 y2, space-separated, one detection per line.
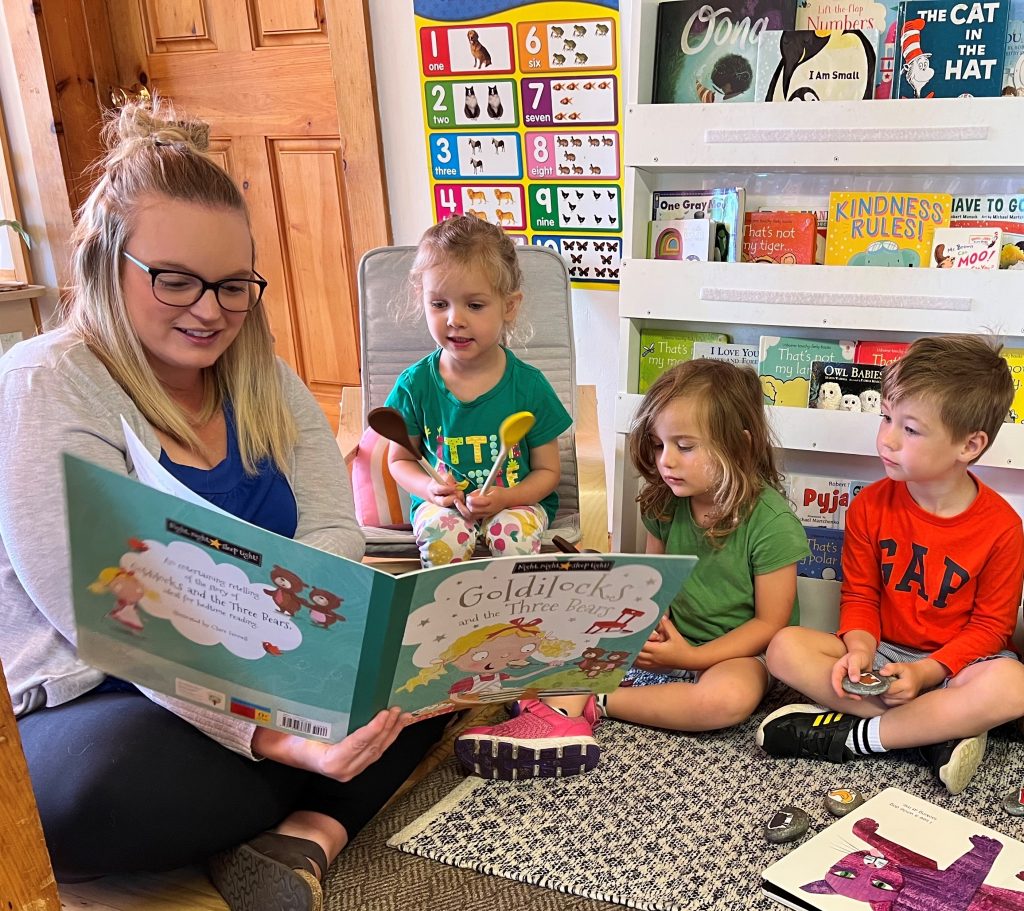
479 411 535 495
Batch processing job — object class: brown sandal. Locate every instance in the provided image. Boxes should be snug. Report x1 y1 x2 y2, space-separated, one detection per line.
208 831 329 911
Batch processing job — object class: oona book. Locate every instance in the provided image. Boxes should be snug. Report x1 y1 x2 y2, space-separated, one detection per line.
754 28 880 101
652 0 798 103
65 455 696 742
762 787 1024 910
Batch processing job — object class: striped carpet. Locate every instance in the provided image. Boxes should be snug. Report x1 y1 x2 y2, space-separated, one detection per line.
325 687 1024 911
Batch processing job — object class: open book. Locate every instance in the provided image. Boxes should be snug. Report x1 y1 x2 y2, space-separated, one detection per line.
65 454 696 743
762 787 1024 910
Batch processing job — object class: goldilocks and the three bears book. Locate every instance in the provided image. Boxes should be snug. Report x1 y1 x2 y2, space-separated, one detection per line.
65 455 696 743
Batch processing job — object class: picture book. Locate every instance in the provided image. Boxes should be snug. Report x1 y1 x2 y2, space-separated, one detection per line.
639 328 730 392
950 194 1024 267
651 187 746 262
930 226 1002 269
785 472 870 529
855 339 910 366
742 210 817 264
691 340 760 369
752 193 829 263
808 360 885 412
1001 347 1024 423
64 454 697 742
648 218 718 260
754 28 879 101
799 526 845 581
1004 15 1024 93
795 0 899 96
762 787 1024 911
893 0 1010 99
823 191 952 267
652 0 798 104
759 336 857 407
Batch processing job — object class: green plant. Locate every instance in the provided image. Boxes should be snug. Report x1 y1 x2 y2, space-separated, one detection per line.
0 219 30 249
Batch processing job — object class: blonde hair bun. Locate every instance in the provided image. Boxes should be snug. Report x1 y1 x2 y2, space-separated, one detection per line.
103 96 211 158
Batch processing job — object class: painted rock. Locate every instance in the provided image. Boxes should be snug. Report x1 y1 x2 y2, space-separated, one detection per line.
1002 786 1024 817
764 805 810 844
842 672 892 696
825 787 867 817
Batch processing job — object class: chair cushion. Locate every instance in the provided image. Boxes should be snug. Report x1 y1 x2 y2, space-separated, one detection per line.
350 427 411 527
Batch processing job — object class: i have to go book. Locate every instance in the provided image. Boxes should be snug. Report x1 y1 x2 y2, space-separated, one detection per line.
64 455 696 743
762 787 1024 910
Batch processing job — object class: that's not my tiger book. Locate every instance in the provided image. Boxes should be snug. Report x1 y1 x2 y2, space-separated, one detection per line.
652 0 798 103
823 191 951 267
65 455 696 742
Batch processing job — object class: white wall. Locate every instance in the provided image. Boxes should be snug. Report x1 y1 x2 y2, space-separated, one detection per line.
367 0 622 528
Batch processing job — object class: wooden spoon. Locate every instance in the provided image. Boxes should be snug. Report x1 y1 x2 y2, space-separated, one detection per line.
479 411 535 495
367 406 448 486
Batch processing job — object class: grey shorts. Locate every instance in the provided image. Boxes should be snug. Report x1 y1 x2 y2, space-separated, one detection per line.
620 653 769 688
872 640 1019 689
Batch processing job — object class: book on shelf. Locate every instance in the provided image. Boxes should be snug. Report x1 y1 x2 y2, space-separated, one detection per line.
1005 13 1024 93
753 28 880 101
798 526 845 581
692 341 760 369
652 0 798 104
893 0 1010 99
855 339 910 366
930 226 1002 269
651 187 746 263
65 452 698 742
758 336 856 407
1002 347 1024 423
742 211 817 264
950 194 1024 267
795 0 899 96
639 328 730 393
648 218 718 261
823 191 952 267
785 472 870 529
762 787 1024 910
750 194 829 264
807 360 885 412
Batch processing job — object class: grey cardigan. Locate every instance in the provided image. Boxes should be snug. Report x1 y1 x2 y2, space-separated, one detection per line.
0 328 364 756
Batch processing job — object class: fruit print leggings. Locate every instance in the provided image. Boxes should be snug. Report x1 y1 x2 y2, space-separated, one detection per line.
412 502 548 566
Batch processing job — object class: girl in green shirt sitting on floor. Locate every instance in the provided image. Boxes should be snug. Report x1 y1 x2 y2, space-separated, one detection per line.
456 359 810 780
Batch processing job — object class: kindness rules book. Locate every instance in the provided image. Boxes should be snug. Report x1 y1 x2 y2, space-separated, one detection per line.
824 191 951 267
762 787 1024 910
65 456 696 742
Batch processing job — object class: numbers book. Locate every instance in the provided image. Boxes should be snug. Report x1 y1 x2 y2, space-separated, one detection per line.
823 191 952 267
742 210 818 264
691 340 760 369
786 473 870 529
64 455 697 742
648 218 717 260
652 0 798 104
893 0 1010 99
753 28 879 101
762 787 1024 910
807 360 885 412
638 328 730 392
758 336 856 407
1001 347 1024 423
930 227 1002 269
651 187 746 262
855 339 910 366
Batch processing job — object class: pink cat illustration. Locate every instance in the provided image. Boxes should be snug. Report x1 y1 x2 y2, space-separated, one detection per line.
802 818 1024 910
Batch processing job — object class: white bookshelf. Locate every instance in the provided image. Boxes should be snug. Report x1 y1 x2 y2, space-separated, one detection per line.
614 1 1024 624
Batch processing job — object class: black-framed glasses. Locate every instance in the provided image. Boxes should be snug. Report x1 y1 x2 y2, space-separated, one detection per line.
122 251 267 313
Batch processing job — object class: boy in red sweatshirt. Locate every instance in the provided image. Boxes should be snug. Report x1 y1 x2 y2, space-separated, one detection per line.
757 335 1024 794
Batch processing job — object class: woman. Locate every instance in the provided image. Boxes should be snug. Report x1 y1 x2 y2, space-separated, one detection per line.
0 99 444 911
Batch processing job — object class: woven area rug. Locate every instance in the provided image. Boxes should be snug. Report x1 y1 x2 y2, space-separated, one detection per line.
385 688 1024 911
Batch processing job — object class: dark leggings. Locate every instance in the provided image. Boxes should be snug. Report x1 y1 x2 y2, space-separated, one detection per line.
18 689 447 882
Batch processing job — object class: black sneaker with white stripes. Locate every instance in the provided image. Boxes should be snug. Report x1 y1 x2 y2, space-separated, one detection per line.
756 704 859 763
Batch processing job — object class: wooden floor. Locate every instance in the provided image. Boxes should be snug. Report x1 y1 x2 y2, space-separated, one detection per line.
55 386 610 911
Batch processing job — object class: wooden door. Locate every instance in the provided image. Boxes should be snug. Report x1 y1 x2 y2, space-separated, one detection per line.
34 0 390 428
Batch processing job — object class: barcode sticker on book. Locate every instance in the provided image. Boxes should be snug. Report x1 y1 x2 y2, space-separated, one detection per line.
277 712 331 740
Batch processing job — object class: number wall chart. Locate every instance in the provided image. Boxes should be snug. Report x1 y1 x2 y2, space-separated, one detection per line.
414 0 623 288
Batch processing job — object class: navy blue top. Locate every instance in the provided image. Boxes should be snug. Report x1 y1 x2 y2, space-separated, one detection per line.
159 403 298 539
